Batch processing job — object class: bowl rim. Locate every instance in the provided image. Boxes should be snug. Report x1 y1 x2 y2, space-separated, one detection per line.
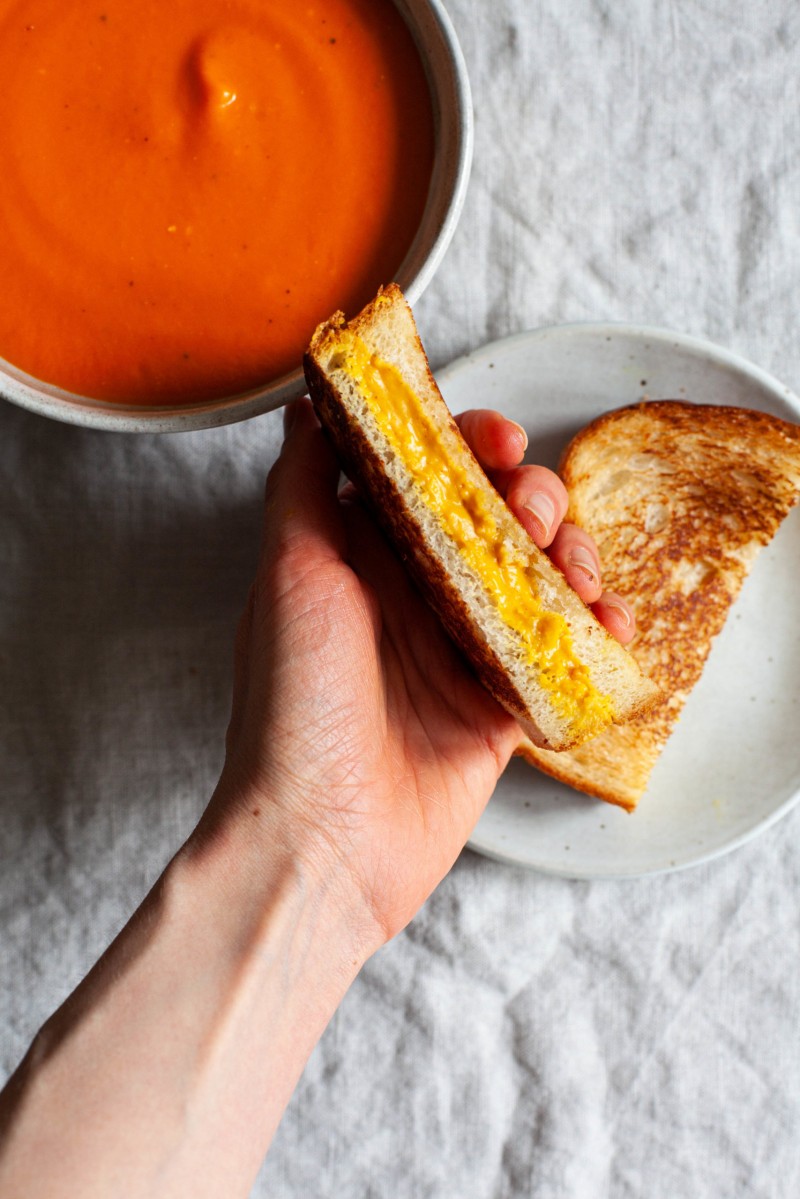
0 0 473 434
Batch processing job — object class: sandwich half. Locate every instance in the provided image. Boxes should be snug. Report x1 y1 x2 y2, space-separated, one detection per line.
303 284 659 751
518 400 800 807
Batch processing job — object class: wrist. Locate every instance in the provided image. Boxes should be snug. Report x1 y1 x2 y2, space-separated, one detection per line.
184 773 383 972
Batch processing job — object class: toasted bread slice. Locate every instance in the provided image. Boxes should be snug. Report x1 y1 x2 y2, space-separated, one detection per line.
518 400 800 808
303 285 659 751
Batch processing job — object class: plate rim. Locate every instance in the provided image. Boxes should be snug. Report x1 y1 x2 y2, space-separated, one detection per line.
437 320 800 419
437 321 800 877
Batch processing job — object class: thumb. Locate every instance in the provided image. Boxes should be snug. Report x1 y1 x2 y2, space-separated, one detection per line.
259 397 345 568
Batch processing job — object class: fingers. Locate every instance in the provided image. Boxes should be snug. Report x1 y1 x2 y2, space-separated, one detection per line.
456 409 528 471
455 411 569 550
259 397 345 566
270 401 637 649
547 522 603 602
547 524 636 643
591 592 637 646
498 465 569 549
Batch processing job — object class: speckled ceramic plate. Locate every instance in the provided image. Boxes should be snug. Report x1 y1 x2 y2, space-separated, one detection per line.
437 323 800 879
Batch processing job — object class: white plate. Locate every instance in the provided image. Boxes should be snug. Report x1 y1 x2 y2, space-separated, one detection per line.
437 323 800 879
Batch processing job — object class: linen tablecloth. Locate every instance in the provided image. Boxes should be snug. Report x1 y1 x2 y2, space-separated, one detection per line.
2 2 800 1195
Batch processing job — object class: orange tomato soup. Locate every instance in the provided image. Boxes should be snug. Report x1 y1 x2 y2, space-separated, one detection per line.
0 0 434 405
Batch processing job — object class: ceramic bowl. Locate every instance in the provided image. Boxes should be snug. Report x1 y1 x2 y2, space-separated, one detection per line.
0 0 472 433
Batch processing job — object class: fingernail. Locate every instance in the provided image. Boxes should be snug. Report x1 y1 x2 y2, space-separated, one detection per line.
567 545 599 586
509 420 529 452
603 596 632 627
522 492 556 540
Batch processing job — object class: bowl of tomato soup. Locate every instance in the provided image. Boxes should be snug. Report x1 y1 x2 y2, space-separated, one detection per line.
0 0 471 431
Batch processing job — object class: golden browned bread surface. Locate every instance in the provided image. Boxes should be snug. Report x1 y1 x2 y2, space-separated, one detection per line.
518 400 800 808
304 285 659 751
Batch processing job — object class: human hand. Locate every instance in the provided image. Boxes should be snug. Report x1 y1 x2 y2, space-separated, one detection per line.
211 400 634 952
455 408 635 644
0 400 638 1199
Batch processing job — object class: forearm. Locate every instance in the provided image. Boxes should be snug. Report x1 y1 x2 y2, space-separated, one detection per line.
0 797 371 1199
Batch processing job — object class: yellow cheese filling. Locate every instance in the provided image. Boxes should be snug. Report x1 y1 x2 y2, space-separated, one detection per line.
335 334 616 739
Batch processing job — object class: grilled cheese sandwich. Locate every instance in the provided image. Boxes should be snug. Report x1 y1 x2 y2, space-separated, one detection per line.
304 285 659 751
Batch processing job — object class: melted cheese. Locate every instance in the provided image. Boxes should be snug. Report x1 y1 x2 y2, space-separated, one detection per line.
338 334 616 738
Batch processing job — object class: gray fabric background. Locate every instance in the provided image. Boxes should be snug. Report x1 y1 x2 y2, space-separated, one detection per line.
2 1 800 1195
